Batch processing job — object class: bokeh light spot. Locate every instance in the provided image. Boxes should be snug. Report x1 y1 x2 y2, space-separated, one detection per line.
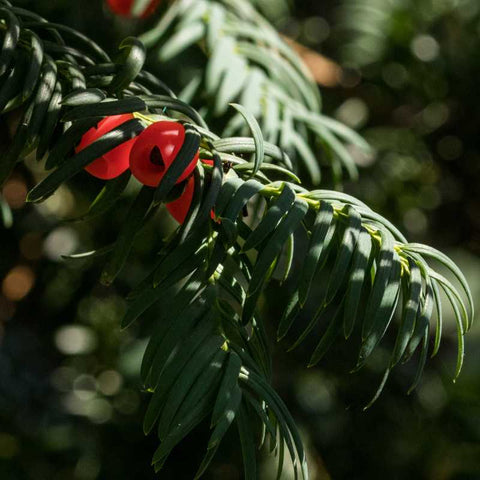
1 265 35 302
86 398 112 424
296 372 334 413
2 178 27 209
97 370 123 396
54 325 97 355
403 208 428 235
411 34 439 62
382 62 408 89
421 102 449 130
335 97 369 129
43 226 79 261
418 375 447 415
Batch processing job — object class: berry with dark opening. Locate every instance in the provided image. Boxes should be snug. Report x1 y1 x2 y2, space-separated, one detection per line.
129 121 199 188
75 114 136 180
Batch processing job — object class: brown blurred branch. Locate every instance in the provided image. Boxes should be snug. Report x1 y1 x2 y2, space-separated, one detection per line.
282 36 342 88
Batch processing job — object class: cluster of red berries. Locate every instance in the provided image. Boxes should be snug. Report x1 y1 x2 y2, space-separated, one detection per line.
102 2 199 223
76 114 201 224
106 0 160 18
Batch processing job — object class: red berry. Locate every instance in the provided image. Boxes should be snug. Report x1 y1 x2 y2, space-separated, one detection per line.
166 176 194 224
106 0 160 18
75 114 136 180
129 121 199 188
165 160 218 224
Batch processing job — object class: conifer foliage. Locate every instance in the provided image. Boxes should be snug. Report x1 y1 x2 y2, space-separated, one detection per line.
0 0 474 477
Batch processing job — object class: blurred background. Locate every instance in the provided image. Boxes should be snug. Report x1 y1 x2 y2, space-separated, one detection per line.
0 0 479 478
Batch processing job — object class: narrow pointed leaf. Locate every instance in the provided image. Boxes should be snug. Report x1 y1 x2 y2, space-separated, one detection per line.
236 404 257 480
248 198 308 296
431 278 443 357
364 368 391 410
325 205 361 304
25 56 57 150
0 7 20 77
214 55 248 115
153 231 208 287
36 81 63 160
402 278 434 363
211 351 242 427
309 303 345 366
403 244 474 329
110 36 146 92
140 275 205 379
243 183 296 252
62 97 145 122
390 258 422 366
357 251 401 367
145 292 214 390
343 228 372 338
361 230 395 339
407 322 429 394
61 87 106 106
156 335 224 440
207 386 242 449
298 201 334 306
242 391 277 450
277 290 301 341
231 103 264 176
20 30 43 103
143 312 214 435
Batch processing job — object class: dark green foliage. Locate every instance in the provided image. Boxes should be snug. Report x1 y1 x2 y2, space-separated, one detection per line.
138 0 371 186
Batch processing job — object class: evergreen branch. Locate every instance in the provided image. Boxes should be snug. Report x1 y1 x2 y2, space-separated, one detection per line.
0 2 473 477
138 0 370 185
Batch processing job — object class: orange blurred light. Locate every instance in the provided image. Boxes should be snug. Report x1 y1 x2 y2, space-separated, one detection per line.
2 266 35 302
2 178 27 209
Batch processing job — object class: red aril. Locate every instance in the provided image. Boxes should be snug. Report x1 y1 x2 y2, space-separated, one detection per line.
129 121 199 188
75 114 136 180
